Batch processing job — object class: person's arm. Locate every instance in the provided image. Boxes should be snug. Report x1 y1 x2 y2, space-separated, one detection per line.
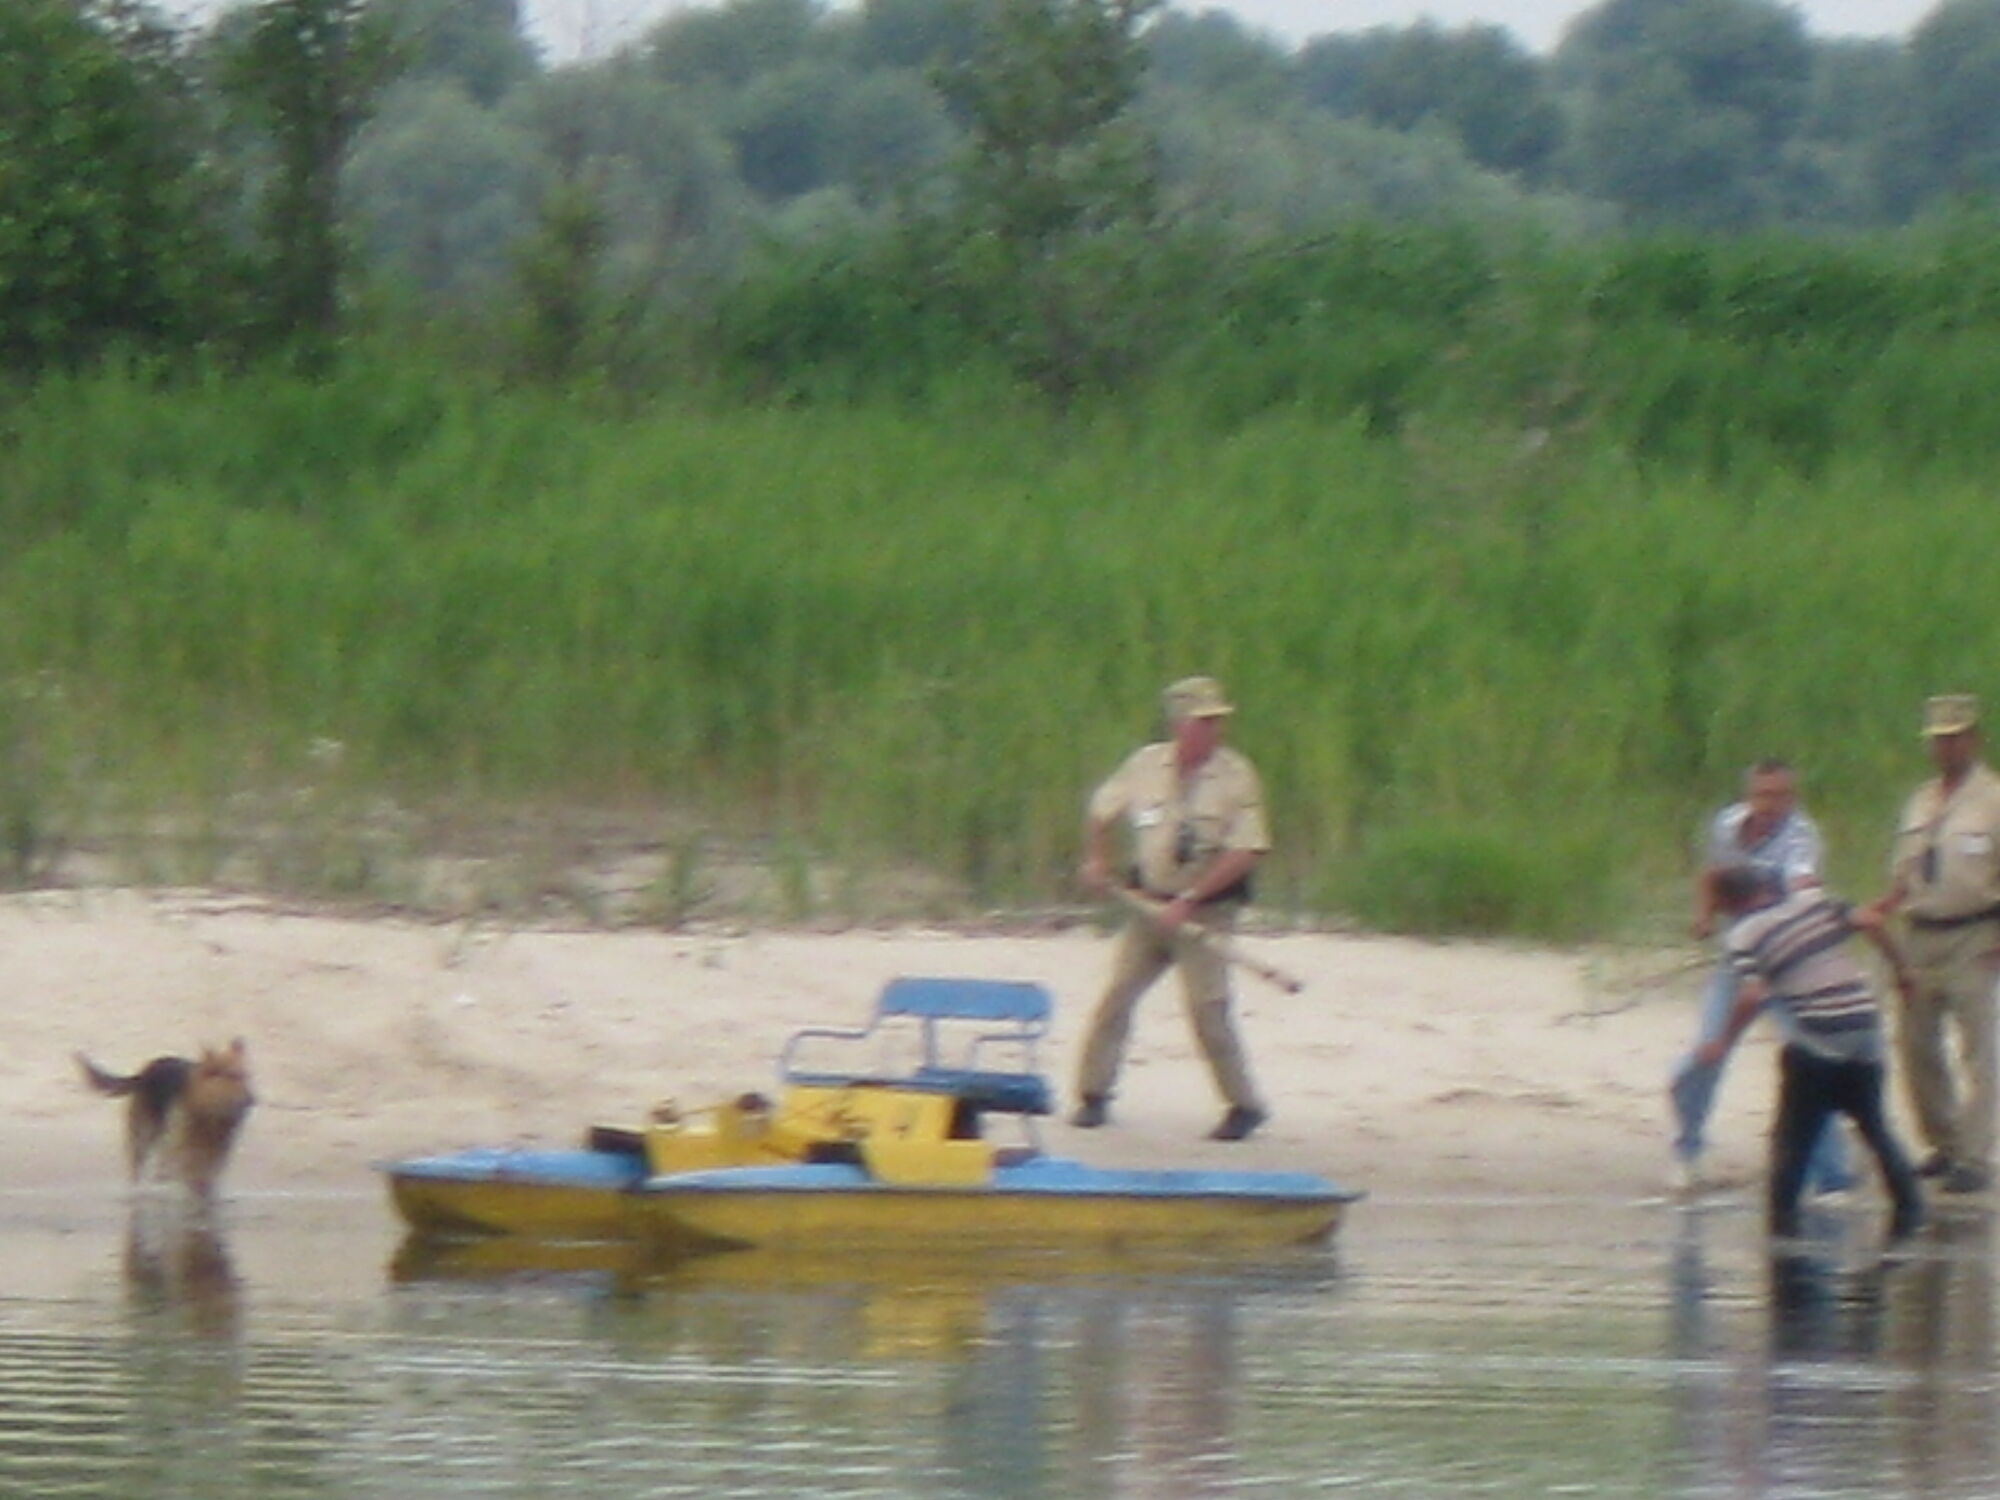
1696 973 1768 1066
1157 847 1263 929
1077 812 1119 895
1692 867 1722 940
1691 808 1728 939
1079 748 1148 896
1859 878 1908 927
1870 788 1928 922
1852 903 1915 1001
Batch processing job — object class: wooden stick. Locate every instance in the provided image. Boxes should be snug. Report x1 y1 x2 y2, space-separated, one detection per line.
1112 887 1305 995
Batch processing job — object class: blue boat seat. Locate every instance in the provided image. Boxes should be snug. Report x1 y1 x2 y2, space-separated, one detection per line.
909 1066 1052 1116
779 977 1054 1118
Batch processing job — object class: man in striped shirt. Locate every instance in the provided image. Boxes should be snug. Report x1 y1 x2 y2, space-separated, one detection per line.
1700 866 1924 1241
1670 759 1851 1196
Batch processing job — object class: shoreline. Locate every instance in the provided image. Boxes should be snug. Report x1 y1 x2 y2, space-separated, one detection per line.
9 888 1817 1210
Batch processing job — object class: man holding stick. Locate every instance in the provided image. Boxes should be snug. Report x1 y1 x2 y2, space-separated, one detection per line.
1072 675 1273 1142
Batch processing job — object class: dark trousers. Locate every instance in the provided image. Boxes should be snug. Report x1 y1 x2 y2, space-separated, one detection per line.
1769 1043 1923 1239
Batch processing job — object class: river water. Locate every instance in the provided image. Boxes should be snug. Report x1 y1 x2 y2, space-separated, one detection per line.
0 1187 1992 1499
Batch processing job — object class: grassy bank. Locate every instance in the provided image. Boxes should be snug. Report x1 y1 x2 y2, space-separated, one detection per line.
3 354 1991 938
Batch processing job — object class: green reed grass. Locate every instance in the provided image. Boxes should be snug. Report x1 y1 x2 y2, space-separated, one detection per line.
4 343 1997 934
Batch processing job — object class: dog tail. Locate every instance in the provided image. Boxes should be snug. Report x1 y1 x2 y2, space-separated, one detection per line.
75 1053 139 1097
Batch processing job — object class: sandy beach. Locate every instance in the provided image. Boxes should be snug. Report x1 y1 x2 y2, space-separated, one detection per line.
8 888 1817 1207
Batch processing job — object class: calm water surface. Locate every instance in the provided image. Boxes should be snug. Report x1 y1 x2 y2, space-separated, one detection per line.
0 1187 1993 1498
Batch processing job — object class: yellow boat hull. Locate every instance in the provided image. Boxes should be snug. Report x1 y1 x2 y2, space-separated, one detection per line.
645 1183 1345 1253
384 1147 1352 1255
383 1083 1359 1257
389 1173 640 1243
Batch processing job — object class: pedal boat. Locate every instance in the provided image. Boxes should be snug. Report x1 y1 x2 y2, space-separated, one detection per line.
383 977 1360 1255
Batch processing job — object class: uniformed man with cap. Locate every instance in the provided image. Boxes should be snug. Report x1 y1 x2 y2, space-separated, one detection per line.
1071 675 1272 1142
1872 693 2000 1193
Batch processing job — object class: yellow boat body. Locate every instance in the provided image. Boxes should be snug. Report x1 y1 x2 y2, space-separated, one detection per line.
388 1172 641 1242
385 1079 1356 1254
645 1180 1346 1254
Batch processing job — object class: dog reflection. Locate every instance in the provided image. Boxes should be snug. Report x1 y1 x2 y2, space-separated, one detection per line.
124 1197 242 1339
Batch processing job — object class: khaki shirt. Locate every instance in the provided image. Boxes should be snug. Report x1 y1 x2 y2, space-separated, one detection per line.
1891 762 2000 920
1088 742 1271 897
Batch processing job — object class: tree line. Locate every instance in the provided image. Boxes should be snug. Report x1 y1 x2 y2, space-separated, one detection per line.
8 0 2000 396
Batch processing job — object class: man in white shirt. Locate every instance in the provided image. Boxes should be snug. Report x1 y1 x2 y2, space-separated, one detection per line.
1669 758 1852 1196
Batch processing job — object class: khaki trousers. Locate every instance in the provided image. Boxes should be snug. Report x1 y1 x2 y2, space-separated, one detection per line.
1074 910 1263 1111
1899 921 2000 1168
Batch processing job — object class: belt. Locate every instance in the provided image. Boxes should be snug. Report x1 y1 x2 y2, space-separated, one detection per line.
1138 888 1235 909
1908 904 2000 930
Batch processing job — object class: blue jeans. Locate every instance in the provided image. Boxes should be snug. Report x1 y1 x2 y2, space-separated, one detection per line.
1669 963 1854 1191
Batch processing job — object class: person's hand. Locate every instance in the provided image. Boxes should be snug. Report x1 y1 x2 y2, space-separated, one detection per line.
1694 1039 1727 1068
1690 913 1714 941
1076 856 1112 895
1156 895 1195 932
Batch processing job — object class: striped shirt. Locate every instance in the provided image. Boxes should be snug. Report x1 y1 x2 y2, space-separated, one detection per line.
1725 890 1882 1063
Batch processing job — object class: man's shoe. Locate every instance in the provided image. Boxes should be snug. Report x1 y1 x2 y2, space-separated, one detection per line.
1071 1097 1109 1129
1208 1106 1267 1142
1941 1163 1991 1194
1917 1151 1954 1179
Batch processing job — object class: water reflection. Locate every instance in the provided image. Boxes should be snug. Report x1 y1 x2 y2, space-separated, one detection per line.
1668 1201 1999 1499
124 1195 243 1341
1884 1212 1997 1498
385 1234 1335 1499
5 1202 2000 1498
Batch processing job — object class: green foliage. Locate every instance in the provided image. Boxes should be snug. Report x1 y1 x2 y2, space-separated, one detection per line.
946 0 1161 247
0 0 237 373
720 60 955 203
646 0 824 88
346 79 541 297
1165 221 1498 429
1906 0 2000 203
1145 10 1293 106
511 170 611 382
10 282 2000 933
219 0 405 359
500 62 752 287
372 0 537 106
1339 823 1614 940
1587 237 1905 345
849 0 989 72
1556 0 1815 226
705 221 991 400
1295 22 1562 180
18 216 2000 930
932 0 1174 406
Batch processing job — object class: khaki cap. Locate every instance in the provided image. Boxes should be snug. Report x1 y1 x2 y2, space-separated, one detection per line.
1924 693 1980 736
1164 675 1235 722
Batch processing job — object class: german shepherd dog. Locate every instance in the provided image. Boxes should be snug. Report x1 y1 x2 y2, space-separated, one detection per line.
76 1039 255 1201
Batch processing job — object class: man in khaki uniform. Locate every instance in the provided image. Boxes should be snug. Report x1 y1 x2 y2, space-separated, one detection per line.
1072 676 1271 1142
1874 693 2000 1193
